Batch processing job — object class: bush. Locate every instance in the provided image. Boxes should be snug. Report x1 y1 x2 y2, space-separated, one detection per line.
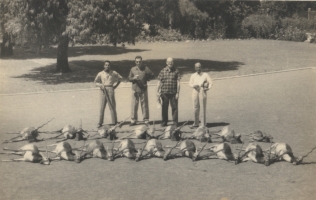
136 27 191 42
242 14 277 38
275 26 307 42
280 17 316 31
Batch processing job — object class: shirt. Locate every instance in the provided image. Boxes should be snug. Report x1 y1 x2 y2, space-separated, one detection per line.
189 72 212 89
128 66 154 92
157 67 181 94
94 70 123 86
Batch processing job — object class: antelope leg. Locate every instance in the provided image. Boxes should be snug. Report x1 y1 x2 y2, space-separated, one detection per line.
55 138 67 143
44 133 63 140
3 138 26 143
0 152 24 155
2 158 25 162
241 157 252 162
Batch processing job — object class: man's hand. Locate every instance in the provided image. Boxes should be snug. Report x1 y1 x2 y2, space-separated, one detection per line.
193 85 199 89
175 93 179 99
100 85 105 90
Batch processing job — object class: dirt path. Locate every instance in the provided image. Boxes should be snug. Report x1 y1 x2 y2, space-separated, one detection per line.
0 68 315 200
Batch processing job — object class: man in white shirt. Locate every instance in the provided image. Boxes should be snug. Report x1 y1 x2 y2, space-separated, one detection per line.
94 60 122 128
189 62 212 128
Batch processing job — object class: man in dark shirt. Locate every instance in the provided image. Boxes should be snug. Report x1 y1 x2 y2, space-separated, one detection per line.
157 57 181 127
128 56 154 126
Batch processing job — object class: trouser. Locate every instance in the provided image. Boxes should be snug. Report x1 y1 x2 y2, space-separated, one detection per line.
192 88 207 126
161 93 178 124
131 90 149 122
99 87 117 125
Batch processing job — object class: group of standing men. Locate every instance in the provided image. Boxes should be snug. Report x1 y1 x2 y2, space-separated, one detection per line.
94 56 212 129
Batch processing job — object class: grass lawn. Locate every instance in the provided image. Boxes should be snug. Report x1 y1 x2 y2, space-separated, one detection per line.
0 39 315 94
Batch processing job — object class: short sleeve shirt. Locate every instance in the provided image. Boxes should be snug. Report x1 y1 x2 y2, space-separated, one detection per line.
94 70 123 86
128 66 154 92
157 67 181 94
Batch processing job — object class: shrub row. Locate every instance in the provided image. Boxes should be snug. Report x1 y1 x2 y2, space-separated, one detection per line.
136 15 316 43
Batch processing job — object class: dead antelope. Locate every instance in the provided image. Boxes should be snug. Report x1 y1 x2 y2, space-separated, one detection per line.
185 126 212 143
1 143 51 165
235 143 270 166
212 126 242 144
46 119 89 142
163 140 196 161
159 121 189 141
135 139 165 162
247 130 273 143
114 139 138 159
205 143 237 162
74 140 114 162
47 142 81 162
119 121 159 140
266 143 304 165
91 117 129 140
3 118 54 143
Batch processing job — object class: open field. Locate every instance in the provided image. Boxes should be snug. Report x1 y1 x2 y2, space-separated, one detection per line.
0 40 315 200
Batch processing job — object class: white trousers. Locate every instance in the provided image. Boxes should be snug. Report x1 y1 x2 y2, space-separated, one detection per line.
192 88 207 126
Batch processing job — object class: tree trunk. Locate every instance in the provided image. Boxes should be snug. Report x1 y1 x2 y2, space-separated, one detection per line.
1 34 13 57
56 34 71 73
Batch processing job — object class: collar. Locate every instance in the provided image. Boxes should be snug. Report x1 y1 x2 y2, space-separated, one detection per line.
165 67 175 72
103 70 112 75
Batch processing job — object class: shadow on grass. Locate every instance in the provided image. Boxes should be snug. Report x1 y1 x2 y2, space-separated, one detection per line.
14 59 244 85
2 45 149 59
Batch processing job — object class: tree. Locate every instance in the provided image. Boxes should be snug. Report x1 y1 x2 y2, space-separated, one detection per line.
0 0 21 57
67 0 144 46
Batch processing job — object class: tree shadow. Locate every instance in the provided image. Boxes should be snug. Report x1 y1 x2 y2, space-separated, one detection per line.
2 45 149 59
13 59 244 85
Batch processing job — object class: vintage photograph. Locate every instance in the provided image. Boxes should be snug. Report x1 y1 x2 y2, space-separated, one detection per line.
0 0 316 199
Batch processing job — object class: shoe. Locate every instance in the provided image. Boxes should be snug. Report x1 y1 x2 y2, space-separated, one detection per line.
160 122 167 127
173 122 178 127
97 124 103 128
144 121 149 125
189 125 199 129
130 121 136 126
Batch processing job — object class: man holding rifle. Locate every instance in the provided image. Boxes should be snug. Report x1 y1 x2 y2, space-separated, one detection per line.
94 60 122 128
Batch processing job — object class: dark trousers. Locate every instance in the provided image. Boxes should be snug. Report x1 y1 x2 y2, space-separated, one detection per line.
161 93 178 124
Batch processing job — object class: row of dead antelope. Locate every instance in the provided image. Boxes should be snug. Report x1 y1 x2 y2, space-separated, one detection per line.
2 138 315 166
2 118 273 145
2 119 315 165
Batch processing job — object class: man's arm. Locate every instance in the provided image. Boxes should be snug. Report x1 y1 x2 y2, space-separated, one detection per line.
113 81 121 89
176 80 180 99
114 71 123 89
206 74 213 90
146 67 155 81
94 73 104 89
157 80 162 95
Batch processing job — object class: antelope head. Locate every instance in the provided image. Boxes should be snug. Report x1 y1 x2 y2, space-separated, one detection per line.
233 153 241 164
74 141 86 163
135 148 143 162
292 156 303 165
106 146 114 161
39 145 51 165
163 149 172 161
154 150 165 158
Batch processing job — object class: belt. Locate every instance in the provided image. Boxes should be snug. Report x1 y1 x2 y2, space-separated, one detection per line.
103 85 113 87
